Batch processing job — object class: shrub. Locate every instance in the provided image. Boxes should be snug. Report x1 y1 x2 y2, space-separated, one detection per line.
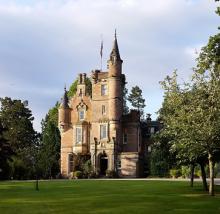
181 166 191 178
106 170 118 178
88 170 97 178
169 168 181 178
82 160 93 177
74 171 83 179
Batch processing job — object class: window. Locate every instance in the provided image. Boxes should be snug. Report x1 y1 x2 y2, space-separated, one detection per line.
101 84 107 96
150 127 155 134
102 105 106 115
100 124 107 139
123 133 128 144
117 160 121 169
79 89 82 97
76 127 82 144
79 110 85 121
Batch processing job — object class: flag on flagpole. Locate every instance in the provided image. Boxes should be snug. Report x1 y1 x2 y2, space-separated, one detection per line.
100 40 103 58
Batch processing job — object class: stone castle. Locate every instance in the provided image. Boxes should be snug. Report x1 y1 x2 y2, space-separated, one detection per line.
58 33 157 178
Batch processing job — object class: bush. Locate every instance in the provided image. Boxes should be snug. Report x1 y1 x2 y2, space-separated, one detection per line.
88 170 97 178
181 166 191 178
194 169 201 178
82 160 93 178
106 170 118 178
169 168 181 178
74 171 83 179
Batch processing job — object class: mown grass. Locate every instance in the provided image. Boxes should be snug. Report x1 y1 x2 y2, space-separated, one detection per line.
0 180 219 214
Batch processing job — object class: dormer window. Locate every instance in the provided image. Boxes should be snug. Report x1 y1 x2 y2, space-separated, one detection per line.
101 84 107 96
79 110 85 121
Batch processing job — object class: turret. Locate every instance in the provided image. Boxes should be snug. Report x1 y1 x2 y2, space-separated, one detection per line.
107 31 123 148
58 86 71 131
108 30 123 77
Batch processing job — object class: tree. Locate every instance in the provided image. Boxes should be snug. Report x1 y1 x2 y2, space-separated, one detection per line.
0 97 37 179
158 67 219 195
157 73 202 186
0 120 13 180
39 118 60 178
192 33 220 196
128 86 146 118
122 86 129 115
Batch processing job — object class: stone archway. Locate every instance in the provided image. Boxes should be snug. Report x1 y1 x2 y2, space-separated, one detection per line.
99 153 108 175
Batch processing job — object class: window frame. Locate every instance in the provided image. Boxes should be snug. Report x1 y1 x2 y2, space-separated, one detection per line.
101 84 108 96
76 127 82 144
100 124 108 140
79 110 85 121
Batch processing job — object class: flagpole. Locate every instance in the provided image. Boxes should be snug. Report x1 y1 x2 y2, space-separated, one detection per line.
100 34 103 71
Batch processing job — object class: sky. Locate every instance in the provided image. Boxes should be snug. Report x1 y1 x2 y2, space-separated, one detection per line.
0 0 219 132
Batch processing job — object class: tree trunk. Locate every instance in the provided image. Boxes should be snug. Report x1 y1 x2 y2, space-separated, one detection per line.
35 175 39 191
208 153 215 196
190 164 195 187
199 162 208 191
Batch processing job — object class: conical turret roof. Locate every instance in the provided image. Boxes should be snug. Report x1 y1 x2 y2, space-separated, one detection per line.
61 86 69 108
110 30 122 62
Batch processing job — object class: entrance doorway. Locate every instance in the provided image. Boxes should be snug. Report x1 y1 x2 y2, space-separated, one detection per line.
100 154 108 175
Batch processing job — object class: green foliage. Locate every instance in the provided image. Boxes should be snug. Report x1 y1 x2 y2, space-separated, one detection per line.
181 166 191 178
105 170 118 178
169 168 181 178
0 97 37 180
215 0 220 18
128 85 146 118
122 85 129 115
67 77 92 98
73 171 83 179
150 141 172 177
0 120 13 179
82 160 93 177
85 77 92 96
39 118 60 179
67 80 78 98
158 29 220 194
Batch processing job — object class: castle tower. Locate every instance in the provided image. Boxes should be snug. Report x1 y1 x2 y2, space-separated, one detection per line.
108 31 123 134
58 86 71 132
107 31 123 172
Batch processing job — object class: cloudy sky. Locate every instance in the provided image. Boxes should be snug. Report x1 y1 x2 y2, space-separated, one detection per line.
0 0 219 131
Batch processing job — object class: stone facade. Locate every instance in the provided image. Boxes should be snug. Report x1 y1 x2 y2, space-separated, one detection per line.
59 34 144 178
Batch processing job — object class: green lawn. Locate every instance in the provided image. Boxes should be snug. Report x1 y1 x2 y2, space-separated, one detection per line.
0 180 219 214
